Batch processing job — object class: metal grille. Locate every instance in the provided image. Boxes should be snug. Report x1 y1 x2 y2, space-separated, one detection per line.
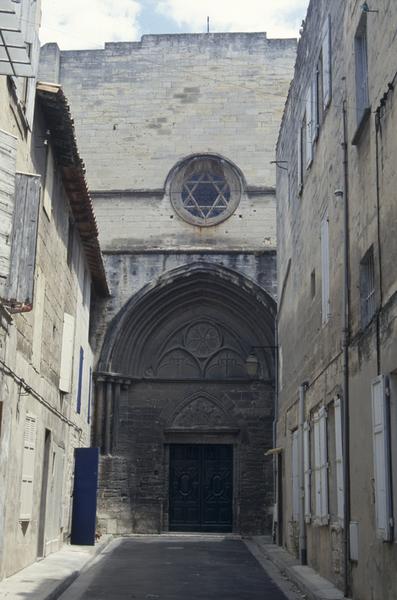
181 161 231 220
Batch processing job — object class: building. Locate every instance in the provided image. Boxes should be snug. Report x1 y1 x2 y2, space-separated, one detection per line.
276 1 397 598
39 33 296 536
0 1 108 578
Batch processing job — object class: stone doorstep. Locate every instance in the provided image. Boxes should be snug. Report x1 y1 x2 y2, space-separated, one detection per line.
250 536 349 600
0 535 112 600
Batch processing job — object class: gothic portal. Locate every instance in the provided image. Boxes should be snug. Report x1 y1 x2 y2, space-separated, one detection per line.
95 264 276 534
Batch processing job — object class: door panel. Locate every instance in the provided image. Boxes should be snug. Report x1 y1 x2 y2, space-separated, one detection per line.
71 447 99 545
169 444 233 532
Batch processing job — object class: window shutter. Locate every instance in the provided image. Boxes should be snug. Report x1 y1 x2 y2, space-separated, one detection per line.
87 366 93 424
303 421 311 522
355 17 369 124
311 74 319 142
321 213 330 323
322 15 332 109
334 398 344 521
371 376 392 541
292 430 300 521
24 28 40 129
314 413 321 519
297 126 303 190
314 407 329 524
6 173 41 307
59 313 75 392
319 407 329 522
76 346 84 414
0 129 17 299
20 413 37 520
305 87 313 168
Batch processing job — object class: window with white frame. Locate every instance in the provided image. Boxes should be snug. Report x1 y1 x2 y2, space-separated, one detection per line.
371 376 393 541
360 246 376 327
292 429 300 521
354 14 370 127
334 397 344 521
303 421 311 522
313 406 329 524
20 414 37 520
321 213 330 324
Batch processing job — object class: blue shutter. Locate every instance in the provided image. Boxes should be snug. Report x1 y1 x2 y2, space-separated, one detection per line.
76 346 84 414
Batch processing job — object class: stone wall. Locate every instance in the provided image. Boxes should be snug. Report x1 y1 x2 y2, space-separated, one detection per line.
276 0 397 597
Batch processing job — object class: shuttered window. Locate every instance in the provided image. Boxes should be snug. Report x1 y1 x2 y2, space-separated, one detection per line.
76 346 84 414
321 213 330 323
87 367 93 424
7 173 41 307
334 398 344 521
312 72 319 142
371 376 393 541
313 407 329 524
0 129 17 300
355 15 369 127
292 429 300 521
322 15 332 110
303 421 311 522
42 145 54 219
59 313 75 392
305 87 313 168
11 0 40 128
20 413 37 520
297 126 303 191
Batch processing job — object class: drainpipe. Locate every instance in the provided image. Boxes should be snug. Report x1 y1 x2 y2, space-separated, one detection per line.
335 99 351 598
298 382 308 565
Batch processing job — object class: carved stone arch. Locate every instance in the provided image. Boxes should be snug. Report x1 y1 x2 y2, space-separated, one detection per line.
98 262 277 378
165 390 238 432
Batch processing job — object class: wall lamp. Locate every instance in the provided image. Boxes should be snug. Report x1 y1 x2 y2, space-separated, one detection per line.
245 346 278 378
361 2 379 13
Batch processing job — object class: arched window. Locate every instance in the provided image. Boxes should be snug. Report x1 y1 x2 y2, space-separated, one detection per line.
169 156 242 226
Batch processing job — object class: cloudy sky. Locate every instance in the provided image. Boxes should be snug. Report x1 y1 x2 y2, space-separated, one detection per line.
40 0 309 50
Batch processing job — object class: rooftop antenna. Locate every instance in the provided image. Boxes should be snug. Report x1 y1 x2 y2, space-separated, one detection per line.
207 16 210 33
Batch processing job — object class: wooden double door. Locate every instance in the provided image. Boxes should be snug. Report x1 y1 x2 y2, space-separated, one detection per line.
169 444 233 532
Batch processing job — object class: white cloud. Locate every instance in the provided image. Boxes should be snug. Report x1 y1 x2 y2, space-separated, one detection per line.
156 0 308 38
40 0 141 50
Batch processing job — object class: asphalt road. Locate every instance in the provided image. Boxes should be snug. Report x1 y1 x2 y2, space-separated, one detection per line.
59 535 297 600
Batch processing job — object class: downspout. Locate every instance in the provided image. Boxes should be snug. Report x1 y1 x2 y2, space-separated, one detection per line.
374 109 383 375
298 382 308 565
338 99 351 598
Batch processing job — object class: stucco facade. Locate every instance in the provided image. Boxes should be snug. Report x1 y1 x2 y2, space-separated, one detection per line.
276 1 397 598
39 33 296 536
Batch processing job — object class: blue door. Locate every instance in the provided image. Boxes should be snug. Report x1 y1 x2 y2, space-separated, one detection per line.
71 447 99 545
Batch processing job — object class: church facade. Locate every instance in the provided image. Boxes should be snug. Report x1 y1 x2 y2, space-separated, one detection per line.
39 33 296 535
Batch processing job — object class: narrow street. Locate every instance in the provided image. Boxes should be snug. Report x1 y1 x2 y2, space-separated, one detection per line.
59 536 298 600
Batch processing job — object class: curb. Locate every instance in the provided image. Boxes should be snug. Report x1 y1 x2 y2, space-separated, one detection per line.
250 537 346 600
47 535 113 600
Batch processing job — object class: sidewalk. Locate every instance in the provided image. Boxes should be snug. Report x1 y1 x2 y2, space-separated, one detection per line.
250 536 347 600
0 536 111 600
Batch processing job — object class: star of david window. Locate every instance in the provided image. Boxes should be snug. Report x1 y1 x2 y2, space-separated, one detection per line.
170 156 242 226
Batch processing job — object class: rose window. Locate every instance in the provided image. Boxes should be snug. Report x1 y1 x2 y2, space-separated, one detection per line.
170 156 242 226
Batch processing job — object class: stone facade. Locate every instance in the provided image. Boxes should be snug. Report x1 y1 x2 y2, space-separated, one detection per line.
40 33 296 536
276 1 397 598
0 5 108 576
